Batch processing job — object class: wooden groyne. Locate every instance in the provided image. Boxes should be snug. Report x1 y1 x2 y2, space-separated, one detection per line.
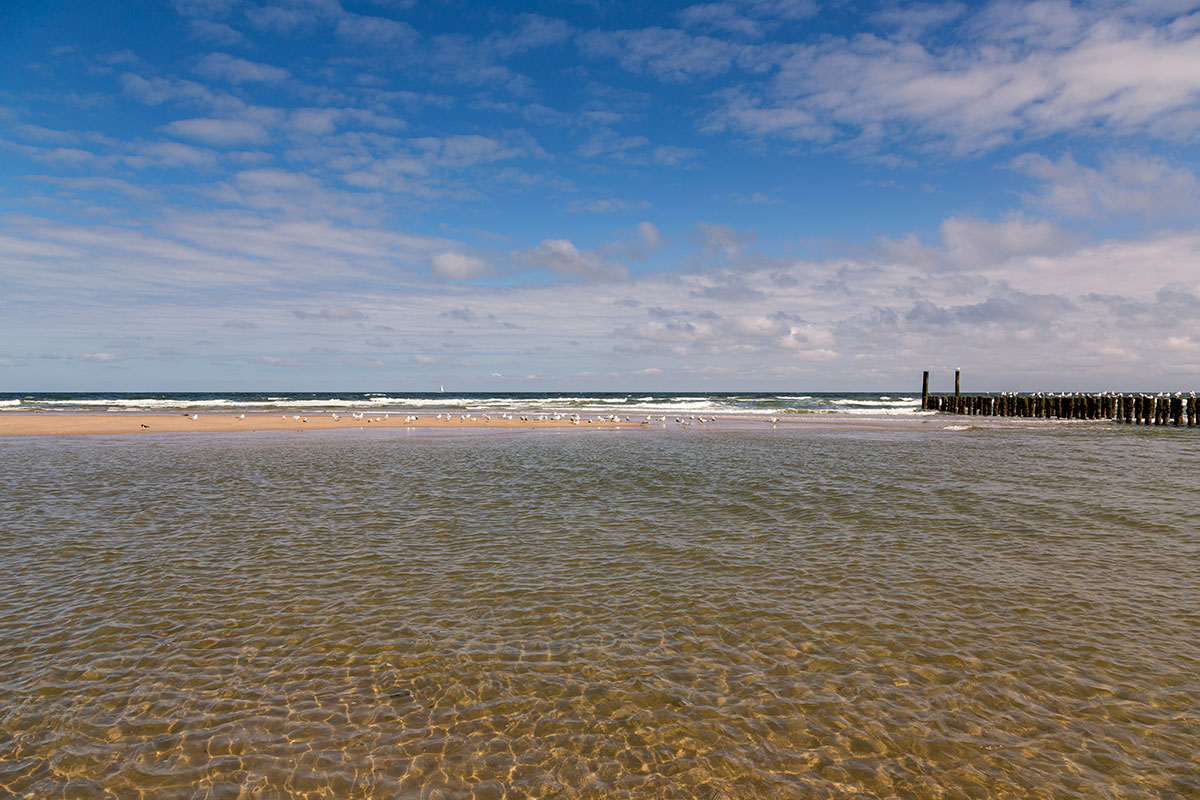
920 371 1199 426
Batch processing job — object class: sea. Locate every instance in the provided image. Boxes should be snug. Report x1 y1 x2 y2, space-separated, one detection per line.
1 392 1197 798
0 390 924 417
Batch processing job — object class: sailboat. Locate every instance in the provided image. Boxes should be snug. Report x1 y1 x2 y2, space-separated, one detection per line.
438 385 444 393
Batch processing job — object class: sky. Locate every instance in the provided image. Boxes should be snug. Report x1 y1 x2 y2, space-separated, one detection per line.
2 0 1199 392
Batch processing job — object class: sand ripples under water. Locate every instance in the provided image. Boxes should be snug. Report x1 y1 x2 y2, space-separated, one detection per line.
1 424 1198 798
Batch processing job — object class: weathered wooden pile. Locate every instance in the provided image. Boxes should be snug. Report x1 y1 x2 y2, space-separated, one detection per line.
921 370 1199 426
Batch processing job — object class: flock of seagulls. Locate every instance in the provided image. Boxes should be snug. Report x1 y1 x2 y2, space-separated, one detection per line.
169 409 796 428
995 390 1197 398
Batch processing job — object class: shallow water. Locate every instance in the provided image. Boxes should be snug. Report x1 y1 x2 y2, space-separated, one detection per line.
1 424 1197 798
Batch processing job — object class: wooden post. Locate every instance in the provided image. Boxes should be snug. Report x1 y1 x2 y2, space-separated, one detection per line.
922 371 929 410
955 369 961 398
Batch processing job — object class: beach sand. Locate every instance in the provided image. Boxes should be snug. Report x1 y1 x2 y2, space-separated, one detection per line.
0 412 650 436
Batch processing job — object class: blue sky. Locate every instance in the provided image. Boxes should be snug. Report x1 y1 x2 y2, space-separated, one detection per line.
2 0 1199 391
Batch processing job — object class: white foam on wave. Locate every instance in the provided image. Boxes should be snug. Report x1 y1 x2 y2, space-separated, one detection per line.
9 392 931 417
943 424 972 431
602 400 723 411
829 398 920 407
23 398 239 409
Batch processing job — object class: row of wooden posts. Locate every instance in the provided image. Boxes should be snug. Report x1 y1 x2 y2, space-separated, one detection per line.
921 371 1199 426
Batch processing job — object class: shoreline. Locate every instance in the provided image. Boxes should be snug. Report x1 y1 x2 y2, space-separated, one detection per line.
0 411 943 437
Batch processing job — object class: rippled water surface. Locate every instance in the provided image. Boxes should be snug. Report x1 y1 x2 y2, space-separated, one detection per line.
1 424 1198 798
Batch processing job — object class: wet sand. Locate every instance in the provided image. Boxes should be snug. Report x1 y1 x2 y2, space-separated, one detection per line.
0 412 653 436
0 412 943 436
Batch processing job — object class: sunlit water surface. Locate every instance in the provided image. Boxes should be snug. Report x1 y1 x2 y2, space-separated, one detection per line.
1 424 1197 799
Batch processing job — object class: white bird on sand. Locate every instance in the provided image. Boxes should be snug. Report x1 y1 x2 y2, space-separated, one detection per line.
236 414 245 420
189 414 198 421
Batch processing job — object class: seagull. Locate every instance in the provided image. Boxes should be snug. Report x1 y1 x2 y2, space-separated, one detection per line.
236 414 245 420
140 424 149 429
189 414 198 421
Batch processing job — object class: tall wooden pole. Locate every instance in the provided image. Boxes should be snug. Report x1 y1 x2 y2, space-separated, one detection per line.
954 369 961 397
922 371 929 409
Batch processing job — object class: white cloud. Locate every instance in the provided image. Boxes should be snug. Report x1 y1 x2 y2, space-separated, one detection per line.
652 145 702 165
599 221 664 261
14 124 79 145
293 307 366 320
35 176 158 201
491 14 571 56
881 214 1075 269
517 239 629 281
287 107 341 135
7 205 1200 388
412 134 525 167
121 72 238 109
251 354 305 367
680 3 767 38
170 0 239 19
432 252 489 280
79 352 122 362
194 53 291 84
706 6 1200 153
334 14 419 48
697 222 755 263
577 27 742 82
243 0 342 36
872 3 966 39
575 129 650 159
1014 152 1200 219
163 117 270 145
123 140 219 169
